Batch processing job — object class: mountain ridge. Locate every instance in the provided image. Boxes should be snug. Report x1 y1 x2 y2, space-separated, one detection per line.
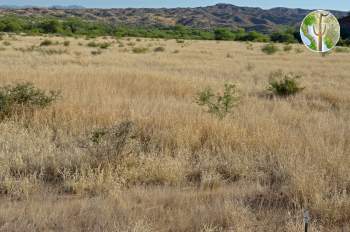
0 3 348 33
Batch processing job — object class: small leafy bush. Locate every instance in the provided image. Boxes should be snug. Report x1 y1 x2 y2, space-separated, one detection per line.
132 47 148 54
154 46 165 52
40 39 53 46
262 43 279 55
196 83 239 119
0 82 60 120
267 71 304 97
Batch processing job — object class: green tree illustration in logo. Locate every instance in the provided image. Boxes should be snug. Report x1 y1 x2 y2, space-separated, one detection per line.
300 10 340 52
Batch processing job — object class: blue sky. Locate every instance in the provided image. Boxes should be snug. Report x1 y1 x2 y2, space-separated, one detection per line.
0 0 349 11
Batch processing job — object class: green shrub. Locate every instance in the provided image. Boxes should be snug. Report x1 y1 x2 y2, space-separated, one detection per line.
196 83 239 119
132 47 148 54
262 43 279 55
0 82 60 120
63 41 70 47
267 71 304 97
154 46 165 52
40 39 53 46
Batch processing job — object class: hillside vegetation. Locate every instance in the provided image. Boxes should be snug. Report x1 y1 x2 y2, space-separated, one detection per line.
0 35 349 231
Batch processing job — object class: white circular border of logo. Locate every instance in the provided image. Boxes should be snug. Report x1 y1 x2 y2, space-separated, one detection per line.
300 10 340 53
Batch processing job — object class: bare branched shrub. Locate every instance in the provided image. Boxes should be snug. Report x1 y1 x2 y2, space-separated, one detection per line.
85 121 142 166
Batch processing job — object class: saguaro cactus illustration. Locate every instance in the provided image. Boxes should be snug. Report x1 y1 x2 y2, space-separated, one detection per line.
313 12 329 51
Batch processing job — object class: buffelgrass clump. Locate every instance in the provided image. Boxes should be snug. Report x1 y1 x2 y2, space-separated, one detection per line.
246 62 255 71
322 51 332 57
0 82 60 120
87 41 111 49
37 48 68 55
91 50 103 56
132 47 149 54
294 47 304 53
136 38 142 42
334 47 349 53
176 39 185 44
99 42 111 49
283 44 293 52
3 41 11 46
196 83 239 119
87 41 97 47
63 41 70 47
127 42 136 47
40 39 53 46
226 53 233 58
246 42 253 50
267 70 304 97
173 49 180 54
154 46 165 52
262 43 279 55
15 45 37 53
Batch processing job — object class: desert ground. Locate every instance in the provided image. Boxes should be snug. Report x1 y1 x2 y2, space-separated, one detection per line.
0 35 349 231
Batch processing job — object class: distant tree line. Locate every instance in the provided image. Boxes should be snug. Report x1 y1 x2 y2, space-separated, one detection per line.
0 15 349 46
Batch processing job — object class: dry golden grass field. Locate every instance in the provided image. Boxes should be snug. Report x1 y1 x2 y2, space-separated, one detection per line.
0 35 349 231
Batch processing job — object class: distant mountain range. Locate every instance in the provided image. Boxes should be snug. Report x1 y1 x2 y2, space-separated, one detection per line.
0 5 85 9
0 3 348 33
